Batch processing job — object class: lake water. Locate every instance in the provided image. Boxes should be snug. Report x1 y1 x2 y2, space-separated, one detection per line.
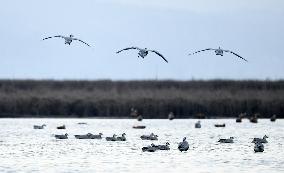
0 118 283 173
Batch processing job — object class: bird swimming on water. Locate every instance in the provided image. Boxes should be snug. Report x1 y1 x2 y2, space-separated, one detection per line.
74 133 103 139
155 142 170 150
189 47 247 62
254 141 264 152
140 133 158 140
142 143 158 152
106 134 117 141
43 34 91 47
116 133 127 141
54 133 68 139
218 137 234 143
178 137 189 152
252 135 268 144
33 124 46 129
195 121 201 128
116 47 168 63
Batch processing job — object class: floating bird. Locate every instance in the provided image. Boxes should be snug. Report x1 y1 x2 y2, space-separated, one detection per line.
178 137 189 152
195 121 201 128
133 125 146 129
155 142 170 150
57 125 66 129
237 113 246 122
215 123 226 127
74 133 103 139
140 133 158 140
270 115 277 122
55 133 68 139
168 112 175 120
43 34 91 47
91 133 103 139
250 114 258 123
189 47 247 62
77 122 88 125
117 133 126 141
252 135 268 144
33 124 46 129
142 143 158 152
236 117 242 123
74 133 91 139
137 115 143 121
254 141 264 152
250 118 258 123
218 137 234 143
106 134 117 141
116 47 168 63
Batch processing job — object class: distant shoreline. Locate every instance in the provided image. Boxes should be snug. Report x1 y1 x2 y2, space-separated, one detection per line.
0 79 283 118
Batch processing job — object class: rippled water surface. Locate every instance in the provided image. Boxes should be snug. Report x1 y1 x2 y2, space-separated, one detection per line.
0 118 283 173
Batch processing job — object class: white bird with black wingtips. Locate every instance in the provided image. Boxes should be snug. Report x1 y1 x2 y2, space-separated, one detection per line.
116 47 168 63
43 34 91 47
189 47 248 62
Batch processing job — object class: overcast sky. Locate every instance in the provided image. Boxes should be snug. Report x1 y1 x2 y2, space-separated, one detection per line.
0 0 283 80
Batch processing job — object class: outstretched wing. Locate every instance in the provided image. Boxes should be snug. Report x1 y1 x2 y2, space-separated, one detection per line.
74 39 91 47
223 50 248 62
188 48 215 55
116 47 140 54
149 50 168 63
42 35 63 40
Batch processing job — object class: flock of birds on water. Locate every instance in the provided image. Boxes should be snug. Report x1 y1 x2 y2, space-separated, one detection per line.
42 34 248 63
33 113 276 153
33 123 189 152
194 121 267 153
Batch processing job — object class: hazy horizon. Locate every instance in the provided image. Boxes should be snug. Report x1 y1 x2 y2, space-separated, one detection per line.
0 78 283 82
1 0 283 80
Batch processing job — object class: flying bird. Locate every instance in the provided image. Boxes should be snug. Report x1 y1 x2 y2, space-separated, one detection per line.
189 47 247 62
43 34 91 47
116 47 168 63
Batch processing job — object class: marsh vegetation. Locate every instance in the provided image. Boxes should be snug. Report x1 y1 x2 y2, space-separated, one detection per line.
0 80 283 118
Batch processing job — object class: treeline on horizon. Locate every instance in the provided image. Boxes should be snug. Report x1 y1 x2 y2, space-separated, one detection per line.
0 79 283 118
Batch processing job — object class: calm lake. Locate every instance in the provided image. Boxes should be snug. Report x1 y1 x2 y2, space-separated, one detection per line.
0 118 283 173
